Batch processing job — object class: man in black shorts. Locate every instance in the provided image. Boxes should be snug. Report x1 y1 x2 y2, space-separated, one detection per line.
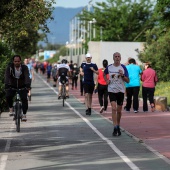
80 53 98 115
104 52 129 136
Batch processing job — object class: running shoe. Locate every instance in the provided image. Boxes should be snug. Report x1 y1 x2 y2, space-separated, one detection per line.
112 127 117 136
100 106 104 113
21 114 27 121
86 108 91 115
117 126 121 136
85 109 89 115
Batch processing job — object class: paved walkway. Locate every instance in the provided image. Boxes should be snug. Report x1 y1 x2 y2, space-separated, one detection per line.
69 83 170 160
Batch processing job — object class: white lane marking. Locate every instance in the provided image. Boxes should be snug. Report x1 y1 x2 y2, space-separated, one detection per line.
0 124 14 170
67 103 140 170
0 155 8 170
37 74 140 170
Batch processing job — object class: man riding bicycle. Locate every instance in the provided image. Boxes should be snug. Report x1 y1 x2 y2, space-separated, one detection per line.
57 59 70 99
5 55 31 121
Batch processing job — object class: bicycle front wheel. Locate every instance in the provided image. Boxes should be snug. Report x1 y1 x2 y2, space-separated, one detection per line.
15 103 21 132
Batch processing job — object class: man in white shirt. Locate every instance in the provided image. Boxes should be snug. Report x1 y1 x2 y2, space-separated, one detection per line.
104 52 129 136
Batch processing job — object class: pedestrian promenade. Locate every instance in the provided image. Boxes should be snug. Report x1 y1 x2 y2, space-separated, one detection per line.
37 72 170 162
69 82 170 160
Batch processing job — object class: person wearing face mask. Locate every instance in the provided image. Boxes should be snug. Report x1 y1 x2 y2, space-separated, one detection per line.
94 59 109 114
72 63 79 90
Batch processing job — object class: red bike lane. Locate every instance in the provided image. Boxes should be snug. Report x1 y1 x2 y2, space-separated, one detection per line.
70 87 170 160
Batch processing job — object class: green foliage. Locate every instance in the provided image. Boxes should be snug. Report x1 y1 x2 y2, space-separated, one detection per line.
138 0 170 82
47 45 67 63
155 81 170 106
0 42 13 112
139 28 170 81
47 54 59 64
0 0 55 57
39 56 44 61
79 0 155 42
156 0 170 27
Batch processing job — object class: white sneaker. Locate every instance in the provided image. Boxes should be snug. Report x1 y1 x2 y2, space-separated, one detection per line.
22 114 27 121
100 106 104 113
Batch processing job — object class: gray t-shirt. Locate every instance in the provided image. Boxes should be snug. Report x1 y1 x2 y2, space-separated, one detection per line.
15 67 22 79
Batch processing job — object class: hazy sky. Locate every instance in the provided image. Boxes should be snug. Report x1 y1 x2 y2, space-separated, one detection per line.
54 0 106 8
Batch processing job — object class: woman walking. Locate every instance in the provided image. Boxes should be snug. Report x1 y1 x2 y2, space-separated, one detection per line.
95 59 109 113
141 62 158 112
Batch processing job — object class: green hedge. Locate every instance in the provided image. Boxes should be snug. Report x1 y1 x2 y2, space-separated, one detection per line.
0 42 13 113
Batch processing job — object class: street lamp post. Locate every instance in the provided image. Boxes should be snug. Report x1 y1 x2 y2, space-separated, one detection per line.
89 20 92 41
89 18 96 41
66 41 69 56
92 18 96 39
100 26 103 41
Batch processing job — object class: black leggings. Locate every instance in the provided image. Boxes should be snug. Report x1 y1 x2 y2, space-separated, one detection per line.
97 83 108 110
142 86 155 111
72 76 78 88
80 80 84 93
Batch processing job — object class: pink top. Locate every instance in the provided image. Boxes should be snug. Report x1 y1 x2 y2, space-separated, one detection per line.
141 68 158 88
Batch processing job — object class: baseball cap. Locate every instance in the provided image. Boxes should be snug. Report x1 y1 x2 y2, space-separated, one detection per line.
86 53 92 58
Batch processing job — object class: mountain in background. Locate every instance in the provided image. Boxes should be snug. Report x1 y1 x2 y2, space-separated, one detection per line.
39 7 83 46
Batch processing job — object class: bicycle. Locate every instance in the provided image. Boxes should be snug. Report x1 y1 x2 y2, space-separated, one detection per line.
59 75 67 107
11 88 26 132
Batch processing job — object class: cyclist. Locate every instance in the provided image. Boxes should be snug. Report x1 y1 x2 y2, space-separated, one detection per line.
5 55 31 121
57 59 71 99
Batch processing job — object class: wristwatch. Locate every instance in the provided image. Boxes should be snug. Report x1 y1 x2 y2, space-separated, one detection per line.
121 74 125 78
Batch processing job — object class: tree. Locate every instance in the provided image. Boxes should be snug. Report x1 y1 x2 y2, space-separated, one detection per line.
0 0 56 112
0 42 13 112
79 0 155 42
0 0 55 57
138 0 170 81
156 0 170 27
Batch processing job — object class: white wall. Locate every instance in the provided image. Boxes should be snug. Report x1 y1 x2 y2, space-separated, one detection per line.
88 41 144 68
59 41 144 67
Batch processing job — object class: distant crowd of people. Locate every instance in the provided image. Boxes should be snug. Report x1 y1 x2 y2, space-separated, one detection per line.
4 52 158 136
